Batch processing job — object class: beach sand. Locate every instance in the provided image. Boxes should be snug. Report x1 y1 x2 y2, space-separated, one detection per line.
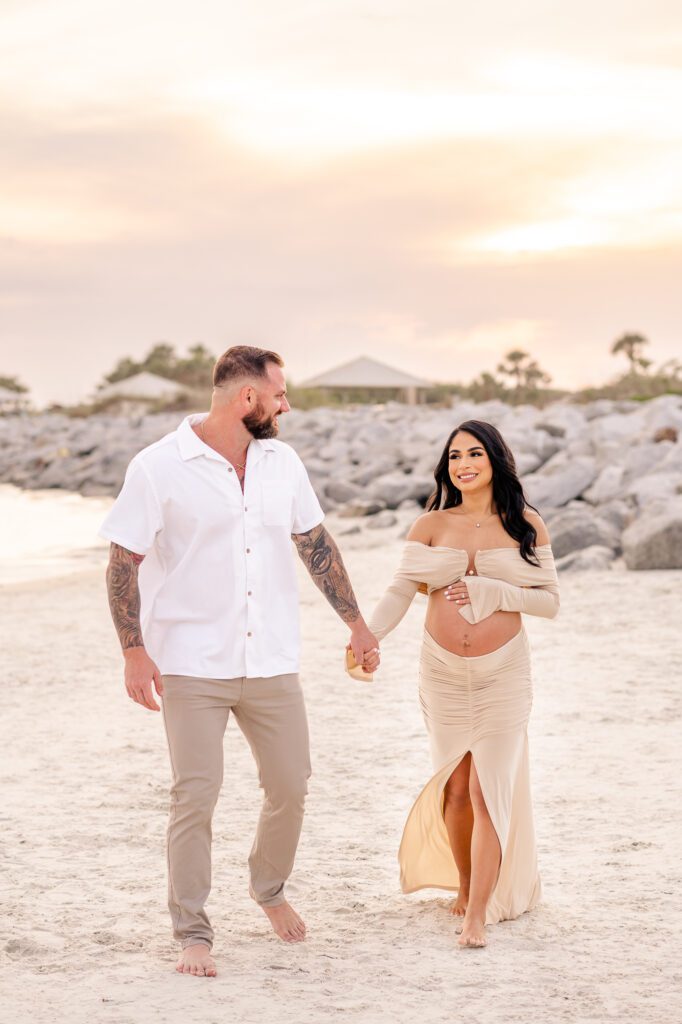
1 518 681 1023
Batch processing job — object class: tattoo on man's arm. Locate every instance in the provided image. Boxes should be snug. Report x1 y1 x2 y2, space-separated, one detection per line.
293 524 360 623
106 543 145 650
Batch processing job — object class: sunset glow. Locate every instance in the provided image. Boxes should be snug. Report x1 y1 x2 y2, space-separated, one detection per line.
1 1 681 401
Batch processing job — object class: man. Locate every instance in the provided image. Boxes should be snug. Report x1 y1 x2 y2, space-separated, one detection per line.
100 345 380 978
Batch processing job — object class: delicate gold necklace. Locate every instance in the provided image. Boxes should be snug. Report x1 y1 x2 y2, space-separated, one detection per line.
462 510 496 529
199 420 247 470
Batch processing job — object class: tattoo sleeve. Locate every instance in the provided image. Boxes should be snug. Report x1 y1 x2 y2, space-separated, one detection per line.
292 524 360 624
106 543 146 650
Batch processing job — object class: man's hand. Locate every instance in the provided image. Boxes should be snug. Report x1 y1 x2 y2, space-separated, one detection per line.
124 647 164 712
349 620 380 673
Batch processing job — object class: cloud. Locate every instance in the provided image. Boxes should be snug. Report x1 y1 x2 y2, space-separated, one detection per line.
1 2 682 401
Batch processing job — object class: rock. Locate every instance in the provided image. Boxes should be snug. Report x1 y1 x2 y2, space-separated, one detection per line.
349 457 398 487
317 440 350 462
323 479 364 504
368 471 434 509
397 498 422 511
621 441 671 483
624 470 682 508
337 523 362 536
595 499 634 532
622 500 682 569
654 426 679 443
588 410 645 445
537 422 566 438
514 452 543 476
365 511 398 530
639 394 682 437
337 499 387 518
523 454 598 511
581 399 637 420
583 464 624 505
556 545 617 572
544 506 620 559
303 457 332 478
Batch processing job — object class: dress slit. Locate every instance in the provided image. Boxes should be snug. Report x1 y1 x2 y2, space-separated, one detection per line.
398 630 542 924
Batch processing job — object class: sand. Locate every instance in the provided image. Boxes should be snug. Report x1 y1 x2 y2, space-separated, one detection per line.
1 518 681 1023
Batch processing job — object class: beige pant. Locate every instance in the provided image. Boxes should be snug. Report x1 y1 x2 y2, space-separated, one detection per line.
161 672 311 950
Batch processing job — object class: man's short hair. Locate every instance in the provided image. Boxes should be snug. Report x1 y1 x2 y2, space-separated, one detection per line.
213 345 284 388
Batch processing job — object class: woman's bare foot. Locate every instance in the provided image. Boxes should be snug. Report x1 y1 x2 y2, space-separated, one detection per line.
262 900 306 943
457 914 487 949
176 943 217 977
450 886 469 917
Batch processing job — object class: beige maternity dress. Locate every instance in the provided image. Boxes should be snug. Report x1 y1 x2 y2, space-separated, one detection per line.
369 542 559 924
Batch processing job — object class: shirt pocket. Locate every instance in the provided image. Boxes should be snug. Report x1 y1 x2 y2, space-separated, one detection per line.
261 480 294 527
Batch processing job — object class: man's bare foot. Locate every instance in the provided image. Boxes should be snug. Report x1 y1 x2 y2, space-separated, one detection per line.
457 914 487 949
176 943 217 977
450 886 469 917
262 900 306 943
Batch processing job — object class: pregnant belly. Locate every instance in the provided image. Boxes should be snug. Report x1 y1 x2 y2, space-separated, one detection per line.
425 587 522 657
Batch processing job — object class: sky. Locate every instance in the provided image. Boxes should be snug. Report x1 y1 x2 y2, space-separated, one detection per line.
1 0 681 404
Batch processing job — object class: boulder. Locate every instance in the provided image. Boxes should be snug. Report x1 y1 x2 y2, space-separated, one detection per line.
337 499 387 518
535 403 589 437
583 464 625 505
368 471 434 509
653 426 678 443
588 410 645 445
514 451 543 476
324 479 364 504
544 506 620 559
555 545 617 572
337 523 362 536
303 457 332 478
317 440 350 463
523 454 598 511
624 470 682 508
349 457 399 487
365 511 399 530
639 394 682 437
621 441 671 483
622 500 682 569
596 499 634 533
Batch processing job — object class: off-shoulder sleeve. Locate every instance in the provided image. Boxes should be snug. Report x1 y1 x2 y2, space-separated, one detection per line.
368 546 423 641
458 549 560 625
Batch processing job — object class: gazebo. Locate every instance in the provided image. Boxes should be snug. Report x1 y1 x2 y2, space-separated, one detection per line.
0 385 30 413
300 356 432 405
95 371 188 403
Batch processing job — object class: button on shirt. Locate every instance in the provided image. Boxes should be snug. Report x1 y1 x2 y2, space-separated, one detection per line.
99 414 324 679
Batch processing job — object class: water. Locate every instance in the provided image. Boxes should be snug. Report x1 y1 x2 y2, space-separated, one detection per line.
0 484 113 584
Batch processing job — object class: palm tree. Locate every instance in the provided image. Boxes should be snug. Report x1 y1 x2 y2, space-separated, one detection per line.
496 350 552 396
496 349 528 391
611 332 649 375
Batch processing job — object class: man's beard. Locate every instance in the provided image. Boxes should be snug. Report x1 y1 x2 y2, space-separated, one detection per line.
242 400 279 439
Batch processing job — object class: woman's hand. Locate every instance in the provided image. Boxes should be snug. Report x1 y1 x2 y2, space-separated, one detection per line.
444 580 471 607
361 645 381 672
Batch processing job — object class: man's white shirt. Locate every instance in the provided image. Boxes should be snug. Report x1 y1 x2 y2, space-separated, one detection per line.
99 414 324 679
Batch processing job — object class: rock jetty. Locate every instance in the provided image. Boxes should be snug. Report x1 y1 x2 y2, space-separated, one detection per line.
1 394 681 571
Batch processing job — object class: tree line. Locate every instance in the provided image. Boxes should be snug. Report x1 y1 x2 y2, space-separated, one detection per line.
2 332 681 409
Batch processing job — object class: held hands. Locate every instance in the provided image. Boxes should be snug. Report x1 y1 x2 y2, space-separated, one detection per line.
444 580 471 607
349 620 381 674
123 647 164 711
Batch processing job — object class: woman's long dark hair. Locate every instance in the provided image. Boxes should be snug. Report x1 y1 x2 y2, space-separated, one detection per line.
427 420 541 565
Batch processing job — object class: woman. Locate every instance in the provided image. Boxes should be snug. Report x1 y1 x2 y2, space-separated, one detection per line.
367 420 559 948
